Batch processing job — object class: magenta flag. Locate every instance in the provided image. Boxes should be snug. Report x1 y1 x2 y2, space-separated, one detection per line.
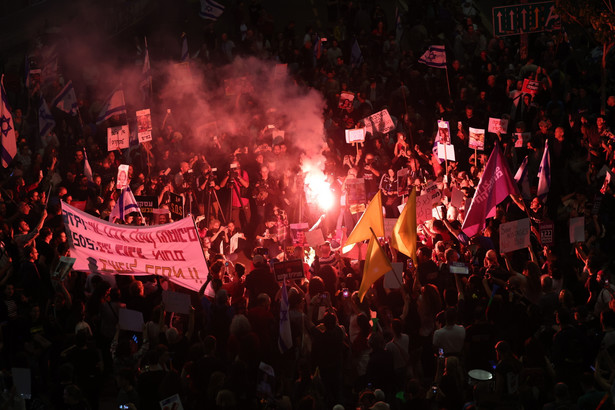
462 146 519 237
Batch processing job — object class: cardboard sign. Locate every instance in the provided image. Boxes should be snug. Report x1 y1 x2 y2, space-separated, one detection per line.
540 222 554 246
437 120 451 144
304 228 325 248
363 109 395 134
136 109 152 143
52 256 76 281
162 290 191 315
499 218 530 253
116 164 130 190
397 168 410 196
522 78 540 96
384 218 397 238
437 143 456 161
469 127 485 150
569 217 585 243
383 262 403 289
345 128 366 144
169 192 184 221
273 259 305 281
118 308 144 332
135 195 158 218
107 124 130 151
488 117 509 134
160 394 185 410
339 91 355 111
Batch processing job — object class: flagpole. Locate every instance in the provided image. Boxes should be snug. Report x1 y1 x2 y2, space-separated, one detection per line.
145 36 153 99
445 65 452 103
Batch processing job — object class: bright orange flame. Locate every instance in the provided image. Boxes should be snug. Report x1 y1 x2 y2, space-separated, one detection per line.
304 170 333 211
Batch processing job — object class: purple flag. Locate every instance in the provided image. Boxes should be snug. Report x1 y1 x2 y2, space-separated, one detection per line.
462 146 519 237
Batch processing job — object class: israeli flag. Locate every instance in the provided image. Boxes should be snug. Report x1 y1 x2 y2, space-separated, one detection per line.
51 80 79 115
109 186 141 222
537 143 551 201
419 45 447 68
351 39 363 67
514 156 531 200
96 89 127 124
200 0 224 20
38 97 56 138
0 75 17 168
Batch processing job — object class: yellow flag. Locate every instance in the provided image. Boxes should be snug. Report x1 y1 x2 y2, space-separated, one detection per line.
343 191 384 249
390 187 417 265
358 232 394 302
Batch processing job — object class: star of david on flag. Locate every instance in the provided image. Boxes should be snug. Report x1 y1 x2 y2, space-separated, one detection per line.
419 45 447 68
200 0 224 20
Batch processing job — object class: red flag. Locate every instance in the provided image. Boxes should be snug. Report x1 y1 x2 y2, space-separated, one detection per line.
462 146 519 237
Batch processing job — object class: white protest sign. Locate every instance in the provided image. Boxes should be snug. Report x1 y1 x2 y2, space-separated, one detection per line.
469 127 485 150
424 181 443 203
160 393 185 410
107 124 130 151
61 201 209 291
162 290 191 315
136 109 152 143
569 217 585 243
272 129 285 144
116 164 130 190
451 188 464 209
514 132 531 148
363 109 395 134
437 120 451 144
437 143 456 161
499 218 530 253
384 262 403 289
416 194 434 223
118 308 144 332
488 117 509 134
384 218 397 238
522 78 540 96
52 256 76 281
304 228 325 248
345 128 366 144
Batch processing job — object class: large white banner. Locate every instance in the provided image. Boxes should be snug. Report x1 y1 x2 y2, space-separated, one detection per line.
61 201 208 291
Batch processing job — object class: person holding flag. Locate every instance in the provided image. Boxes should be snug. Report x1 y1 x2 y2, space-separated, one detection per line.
109 186 144 224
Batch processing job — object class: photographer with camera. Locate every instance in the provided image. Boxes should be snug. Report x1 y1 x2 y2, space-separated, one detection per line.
220 160 251 232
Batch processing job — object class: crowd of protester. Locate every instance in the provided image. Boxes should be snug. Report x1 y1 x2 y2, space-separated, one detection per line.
1 0 615 409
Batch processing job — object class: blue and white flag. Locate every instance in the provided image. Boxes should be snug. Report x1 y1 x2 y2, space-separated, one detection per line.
109 186 141 222
38 97 56 139
200 0 224 20
351 39 363 67
514 156 531 200
278 280 292 354
0 75 17 168
181 35 189 62
537 143 551 201
83 148 93 183
51 80 79 115
419 45 447 68
96 89 127 124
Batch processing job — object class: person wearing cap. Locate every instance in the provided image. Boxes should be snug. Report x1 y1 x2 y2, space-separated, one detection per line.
309 241 340 276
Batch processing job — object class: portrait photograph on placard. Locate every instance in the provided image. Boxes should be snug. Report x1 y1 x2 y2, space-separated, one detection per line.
468 127 485 150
